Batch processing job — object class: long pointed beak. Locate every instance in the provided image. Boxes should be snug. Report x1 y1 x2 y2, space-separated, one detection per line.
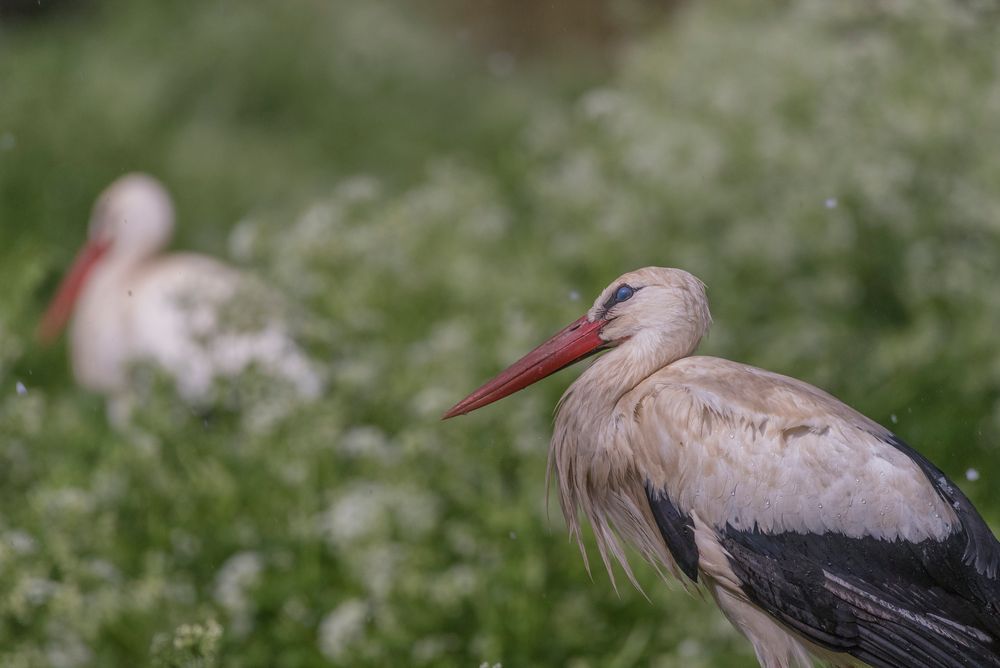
37 239 110 344
443 314 607 419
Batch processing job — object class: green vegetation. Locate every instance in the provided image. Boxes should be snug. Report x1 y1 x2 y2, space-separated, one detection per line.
2 1 999 665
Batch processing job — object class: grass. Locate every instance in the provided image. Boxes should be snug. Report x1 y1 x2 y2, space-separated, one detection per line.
1 0 999 665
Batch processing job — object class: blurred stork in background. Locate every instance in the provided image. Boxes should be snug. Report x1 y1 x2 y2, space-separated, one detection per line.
39 173 323 423
446 267 1000 668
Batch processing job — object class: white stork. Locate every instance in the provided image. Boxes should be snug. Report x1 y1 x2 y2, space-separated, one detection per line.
445 267 1000 668
39 173 322 420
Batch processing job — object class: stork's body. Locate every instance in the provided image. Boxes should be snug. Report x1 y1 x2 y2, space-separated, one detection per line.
446 267 1000 668
40 174 322 416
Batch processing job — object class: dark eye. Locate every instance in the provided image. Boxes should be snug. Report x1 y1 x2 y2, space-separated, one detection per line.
613 284 635 303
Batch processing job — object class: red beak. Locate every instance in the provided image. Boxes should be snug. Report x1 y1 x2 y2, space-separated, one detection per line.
443 314 607 419
37 239 110 344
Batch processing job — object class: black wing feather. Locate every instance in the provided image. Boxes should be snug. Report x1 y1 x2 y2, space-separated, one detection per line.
645 483 700 582
884 433 1000 580
721 527 1000 667
717 432 1000 668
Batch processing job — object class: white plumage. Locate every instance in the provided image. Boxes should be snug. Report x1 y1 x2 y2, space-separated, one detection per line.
446 267 1000 668
565 356 955 548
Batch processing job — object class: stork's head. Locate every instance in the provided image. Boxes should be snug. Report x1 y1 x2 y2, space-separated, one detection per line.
443 267 711 418
38 173 175 343
88 173 175 261
586 267 711 348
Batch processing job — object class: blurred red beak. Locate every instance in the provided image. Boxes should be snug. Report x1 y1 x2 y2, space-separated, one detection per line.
37 239 110 344
443 314 606 419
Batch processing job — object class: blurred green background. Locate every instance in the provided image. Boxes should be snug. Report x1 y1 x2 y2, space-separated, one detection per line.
2 0 1000 665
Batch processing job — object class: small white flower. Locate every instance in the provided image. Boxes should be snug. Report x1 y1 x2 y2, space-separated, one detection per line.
579 88 622 120
45 628 92 668
318 599 368 661
339 426 391 459
213 551 263 636
336 175 382 202
4 529 37 555
319 486 384 545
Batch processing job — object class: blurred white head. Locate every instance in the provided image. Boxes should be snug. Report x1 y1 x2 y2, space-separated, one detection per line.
89 173 175 263
38 173 176 343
